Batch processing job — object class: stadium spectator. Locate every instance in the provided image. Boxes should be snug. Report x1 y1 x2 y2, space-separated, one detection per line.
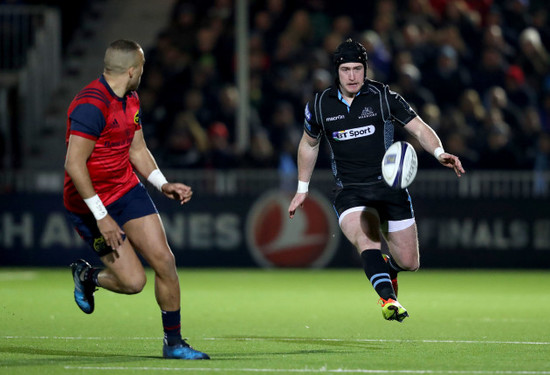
476 110 524 169
205 121 239 169
471 47 507 98
540 90 550 132
517 106 544 167
358 30 392 81
504 64 537 108
136 0 550 173
443 131 479 169
242 128 278 168
481 24 516 62
393 63 435 111
396 22 434 71
160 111 210 169
459 88 486 131
423 45 471 110
516 27 550 94
484 85 523 140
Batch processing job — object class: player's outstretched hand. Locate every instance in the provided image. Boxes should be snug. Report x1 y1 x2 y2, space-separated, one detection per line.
288 192 307 219
437 152 466 178
161 182 193 205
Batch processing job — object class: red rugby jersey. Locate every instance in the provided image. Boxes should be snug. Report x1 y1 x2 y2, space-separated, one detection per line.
63 75 142 214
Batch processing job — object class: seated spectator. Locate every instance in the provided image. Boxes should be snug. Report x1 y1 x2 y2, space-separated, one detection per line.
476 117 523 169
394 63 435 111
359 30 392 81
134 0 550 172
459 89 485 130
205 121 238 169
516 27 550 94
444 131 479 169
242 129 278 169
471 47 507 98
484 86 522 140
504 65 537 108
423 45 471 110
160 112 209 169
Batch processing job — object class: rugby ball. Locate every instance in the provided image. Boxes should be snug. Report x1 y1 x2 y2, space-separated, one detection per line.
381 141 418 189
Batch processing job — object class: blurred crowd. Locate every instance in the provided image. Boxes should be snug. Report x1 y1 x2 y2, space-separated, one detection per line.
137 0 550 174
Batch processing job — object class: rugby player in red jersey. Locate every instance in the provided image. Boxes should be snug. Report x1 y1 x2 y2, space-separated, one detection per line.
64 39 209 360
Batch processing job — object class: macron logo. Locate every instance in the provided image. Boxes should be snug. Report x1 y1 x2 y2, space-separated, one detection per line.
332 125 375 141
326 115 345 122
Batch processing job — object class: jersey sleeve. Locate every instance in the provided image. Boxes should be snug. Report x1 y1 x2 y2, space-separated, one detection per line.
69 103 106 139
304 100 322 138
387 87 417 126
130 91 142 130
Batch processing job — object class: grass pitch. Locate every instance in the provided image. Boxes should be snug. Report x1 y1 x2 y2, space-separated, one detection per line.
1 268 549 374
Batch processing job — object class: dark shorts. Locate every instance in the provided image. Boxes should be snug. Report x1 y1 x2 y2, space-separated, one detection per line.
333 181 414 224
66 182 158 256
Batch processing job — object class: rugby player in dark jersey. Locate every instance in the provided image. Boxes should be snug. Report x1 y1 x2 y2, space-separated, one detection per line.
288 39 465 322
64 40 209 359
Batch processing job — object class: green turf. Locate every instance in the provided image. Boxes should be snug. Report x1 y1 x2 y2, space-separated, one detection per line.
1 268 549 374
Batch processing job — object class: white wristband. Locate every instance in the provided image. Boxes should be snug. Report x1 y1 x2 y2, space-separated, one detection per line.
297 180 309 194
434 147 445 159
147 169 168 192
83 194 108 220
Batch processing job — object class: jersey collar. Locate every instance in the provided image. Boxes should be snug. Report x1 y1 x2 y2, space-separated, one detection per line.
335 83 368 109
99 74 131 101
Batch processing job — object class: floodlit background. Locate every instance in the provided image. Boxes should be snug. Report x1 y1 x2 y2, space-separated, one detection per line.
1 0 550 268
1 2 550 374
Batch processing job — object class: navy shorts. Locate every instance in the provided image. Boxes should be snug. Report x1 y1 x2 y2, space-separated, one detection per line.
333 181 414 224
66 182 158 256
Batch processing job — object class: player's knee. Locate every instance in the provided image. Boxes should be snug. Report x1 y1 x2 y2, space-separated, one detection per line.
158 249 176 267
119 273 147 294
401 258 420 272
151 249 178 278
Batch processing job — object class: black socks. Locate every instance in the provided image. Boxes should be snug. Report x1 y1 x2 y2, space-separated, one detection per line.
360 249 397 301
385 254 405 281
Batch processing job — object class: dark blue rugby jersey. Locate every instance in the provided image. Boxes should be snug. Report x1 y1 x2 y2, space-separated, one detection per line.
304 79 417 186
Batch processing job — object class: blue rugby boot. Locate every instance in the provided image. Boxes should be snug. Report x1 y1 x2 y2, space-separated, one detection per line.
70 259 96 314
163 339 210 360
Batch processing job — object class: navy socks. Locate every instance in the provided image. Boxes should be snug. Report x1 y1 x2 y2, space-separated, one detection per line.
360 249 397 301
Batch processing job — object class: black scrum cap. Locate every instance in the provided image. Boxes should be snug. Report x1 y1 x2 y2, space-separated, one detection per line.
333 38 368 82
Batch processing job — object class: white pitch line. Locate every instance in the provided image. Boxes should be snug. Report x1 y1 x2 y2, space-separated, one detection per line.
63 366 550 374
203 337 550 346
1 336 159 340
0 271 37 281
2 336 549 345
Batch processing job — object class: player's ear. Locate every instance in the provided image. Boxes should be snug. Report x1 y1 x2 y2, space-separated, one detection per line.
128 66 135 79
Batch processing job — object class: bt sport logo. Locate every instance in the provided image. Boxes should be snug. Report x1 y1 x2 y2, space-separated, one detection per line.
332 125 375 141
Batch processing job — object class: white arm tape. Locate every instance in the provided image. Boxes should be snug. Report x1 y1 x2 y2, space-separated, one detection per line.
147 169 168 192
434 147 445 159
83 194 108 220
297 180 309 194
